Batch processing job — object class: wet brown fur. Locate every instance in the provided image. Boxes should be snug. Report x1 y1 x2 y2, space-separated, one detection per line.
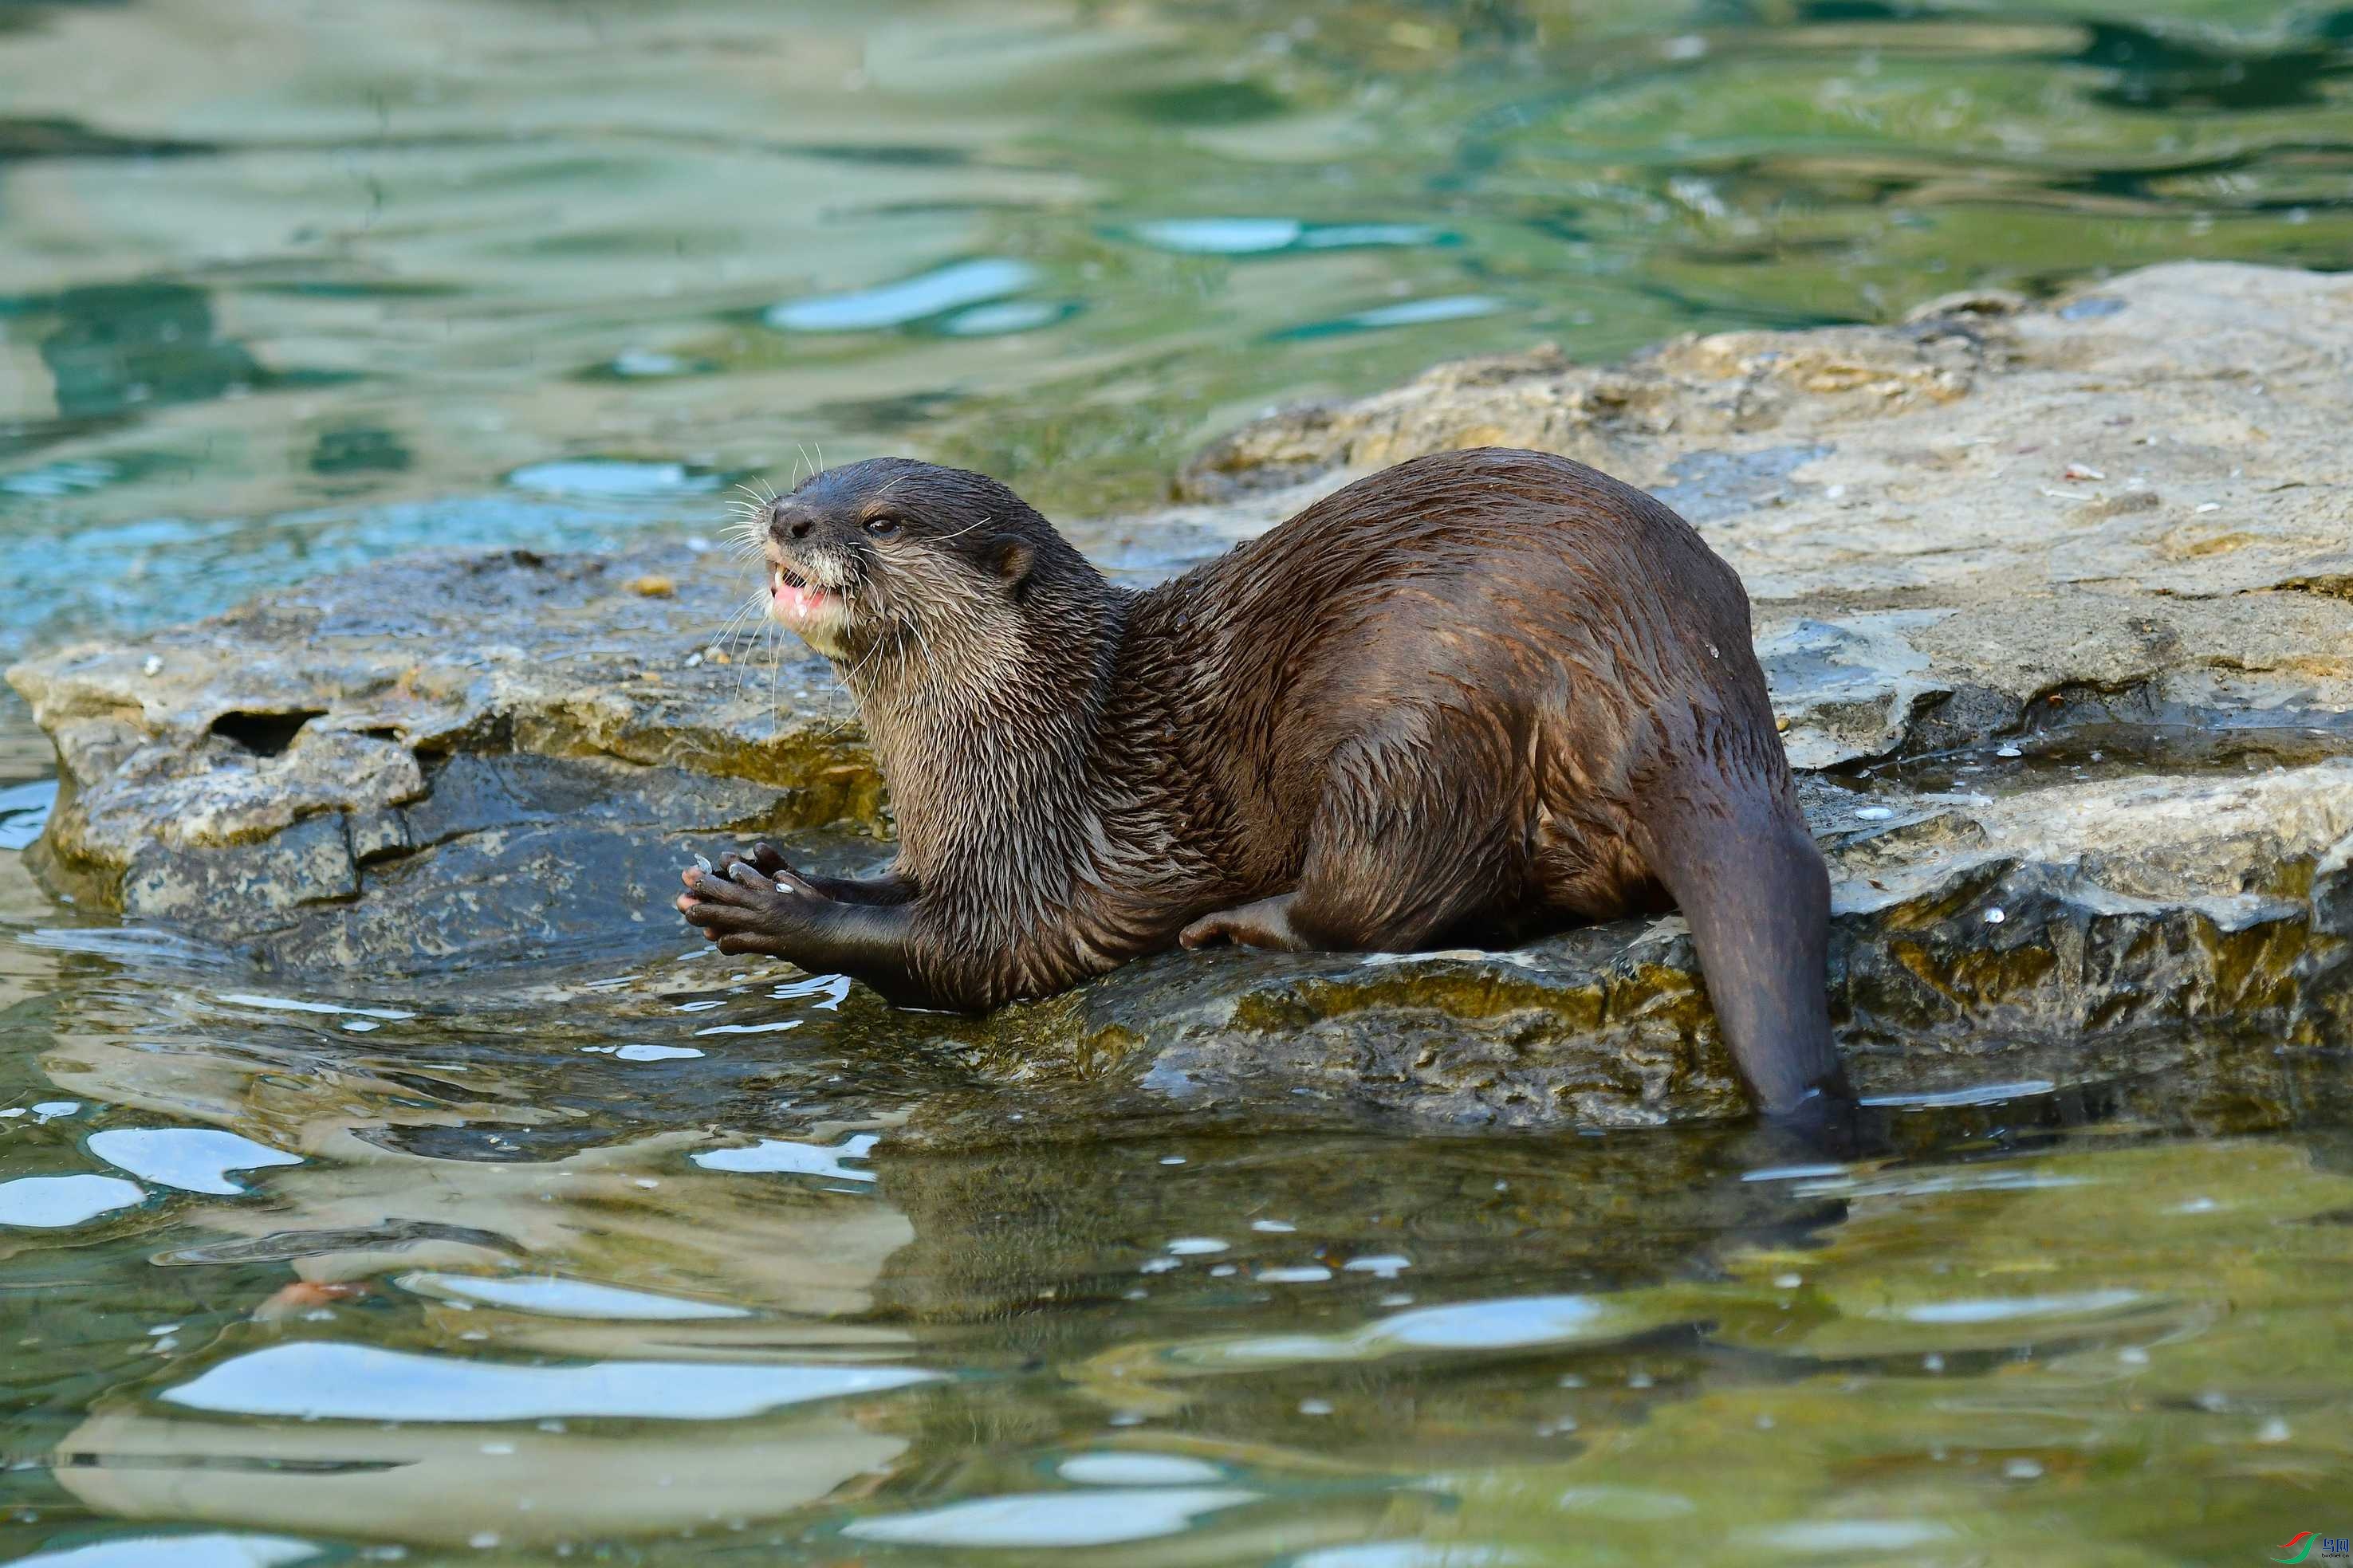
693 447 1846 1116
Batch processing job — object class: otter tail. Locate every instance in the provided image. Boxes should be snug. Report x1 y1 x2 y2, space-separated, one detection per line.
1639 777 1852 1135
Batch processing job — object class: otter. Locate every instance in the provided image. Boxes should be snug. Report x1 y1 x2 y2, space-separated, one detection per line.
675 449 1850 1126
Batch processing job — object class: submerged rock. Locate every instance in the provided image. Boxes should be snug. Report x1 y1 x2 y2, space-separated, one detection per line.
8 261 2351 1122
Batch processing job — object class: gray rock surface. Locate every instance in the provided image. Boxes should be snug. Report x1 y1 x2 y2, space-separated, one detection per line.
9 261 2351 1121
7 548 883 965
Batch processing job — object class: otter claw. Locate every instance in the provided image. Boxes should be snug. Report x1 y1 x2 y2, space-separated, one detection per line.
693 854 714 874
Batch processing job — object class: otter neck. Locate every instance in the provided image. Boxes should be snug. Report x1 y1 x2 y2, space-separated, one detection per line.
844 564 1130 884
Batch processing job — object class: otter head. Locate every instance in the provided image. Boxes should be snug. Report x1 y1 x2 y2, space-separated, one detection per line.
757 458 1092 671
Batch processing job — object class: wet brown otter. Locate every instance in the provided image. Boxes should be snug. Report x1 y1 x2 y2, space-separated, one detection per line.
676 449 1850 1126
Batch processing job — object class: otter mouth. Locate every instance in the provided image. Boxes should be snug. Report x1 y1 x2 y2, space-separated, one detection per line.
769 559 860 655
773 564 829 615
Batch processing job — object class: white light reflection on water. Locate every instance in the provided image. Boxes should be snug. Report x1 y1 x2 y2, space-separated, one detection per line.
580 1043 705 1061
1125 218 1442 255
1794 1168 2098 1201
1859 1079 2057 1108
842 1487 1258 1548
1056 1452 1227 1486
504 459 718 497
0 1173 145 1229
0 778 57 850
1879 1289 2148 1326
1291 1545 1515 1568
13 1533 325 1568
1173 1293 1635 1373
770 973 853 1008
940 300 1071 336
161 1342 935 1422
87 1128 301 1196
766 257 1038 332
214 992 415 1022
693 1132 880 1184
397 1271 753 1322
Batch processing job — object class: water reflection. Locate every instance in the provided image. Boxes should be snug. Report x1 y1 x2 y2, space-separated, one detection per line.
84 1127 302 1196
765 257 1041 333
55 1403 920 1551
503 458 721 497
32 285 274 421
5 918 2353 1558
396 1270 753 1321
1125 218 1450 256
842 1486 1262 1548
160 1342 936 1421
14 1535 325 1568
1274 294 1508 339
0 1173 144 1228
0 779 55 851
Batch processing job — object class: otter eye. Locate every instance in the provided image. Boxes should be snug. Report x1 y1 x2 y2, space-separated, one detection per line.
864 515 902 537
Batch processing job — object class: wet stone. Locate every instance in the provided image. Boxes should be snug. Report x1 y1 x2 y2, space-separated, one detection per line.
9 264 2353 1124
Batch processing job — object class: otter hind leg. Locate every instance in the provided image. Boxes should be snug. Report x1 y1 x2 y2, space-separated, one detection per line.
1178 733 1529 959
1273 733 1530 953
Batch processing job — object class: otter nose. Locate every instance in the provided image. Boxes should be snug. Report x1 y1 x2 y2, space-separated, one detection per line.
788 517 813 540
769 505 817 543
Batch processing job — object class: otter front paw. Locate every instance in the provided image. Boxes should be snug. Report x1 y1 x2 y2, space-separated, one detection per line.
675 859 826 955
722 841 795 881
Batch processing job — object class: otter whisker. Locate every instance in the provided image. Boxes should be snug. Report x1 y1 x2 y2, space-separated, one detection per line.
707 588 762 649
902 611 943 697
811 612 901 741
729 621 757 701
769 613 789 737
744 616 779 705
732 591 791 700
927 513 996 544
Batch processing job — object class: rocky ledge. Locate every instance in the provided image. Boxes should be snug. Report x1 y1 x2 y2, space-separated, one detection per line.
10 261 2351 1125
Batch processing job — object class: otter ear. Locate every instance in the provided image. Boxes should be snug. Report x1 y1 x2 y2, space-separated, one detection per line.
994 538 1035 588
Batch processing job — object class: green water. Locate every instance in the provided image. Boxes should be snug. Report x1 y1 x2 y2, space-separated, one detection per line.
4 1 2353 1563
